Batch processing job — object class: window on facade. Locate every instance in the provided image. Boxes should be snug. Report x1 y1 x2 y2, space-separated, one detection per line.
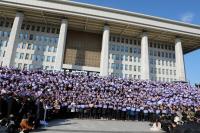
121 46 124 52
134 48 137 54
158 68 161 74
19 33 23 40
31 26 35 31
129 47 132 53
18 63 22 69
138 57 141 63
0 31 2 37
17 43 21 48
129 65 132 71
0 21 4 27
170 70 172 75
56 28 60 34
173 53 175 59
129 56 132 62
154 51 157 56
47 27 51 33
22 43 26 49
55 38 58 44
25 53 29 60
154 68 157 74
116 45 120 51
52 56 55 62
116 64 119 69
134 40 137 45
26 25 30 30
158 43 160 49
173 61 175 67
29 34 34 40
165 52 168 58
121 38 124 43
134 65 136 71
138 48 141 54
169 53 172 58
150 59 153 64
120 55 123 61
41 56 45 61
5 22 9 27
162 69 165 74
111 63 115 69
126 38 129 44
161 44 164 49
162 52 164 58
15 52 20 59
138 66 141 72
158 60 160 65
158 51 160 57
47 56 51 62
111 44 115 51
165 45 168 50
150 50 153 56
154 43 157 48
31 54 35 61
2 51 5 57
134 57 137 62
20 53 24 59
36 26 40 32
130 39 133 44
23 64 28 69
3 32 8 37
21 24 25 29
2 41 7 47
39 46 43 51
25 33 29 40
115 54 119 60
150 67 153 73
166 69 169 75
117 37 120 42
41 27 45 32
150 42 152 47
125 64 128 70
125 55 128 61
161 60 164 66
45 66 49 70
45 37 49 43
169 45 172 50
120 64 123 70
52 28 55 33
125 46 128 52
35 36 40 41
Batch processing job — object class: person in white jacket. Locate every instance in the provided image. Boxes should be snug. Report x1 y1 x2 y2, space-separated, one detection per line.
150 119 161 131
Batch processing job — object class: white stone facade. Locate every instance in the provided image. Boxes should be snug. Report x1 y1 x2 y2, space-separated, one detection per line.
0 0 196 82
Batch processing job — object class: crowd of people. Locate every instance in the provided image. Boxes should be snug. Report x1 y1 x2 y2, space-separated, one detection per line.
0 67 200 132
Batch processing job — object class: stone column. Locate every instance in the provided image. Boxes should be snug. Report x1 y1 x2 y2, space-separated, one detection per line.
100 25 110 76
141 32 150 80
175 38 186 81
3 12 24 67
54 19 68 71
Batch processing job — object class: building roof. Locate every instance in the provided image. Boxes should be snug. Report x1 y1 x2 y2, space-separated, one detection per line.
0 0 200 53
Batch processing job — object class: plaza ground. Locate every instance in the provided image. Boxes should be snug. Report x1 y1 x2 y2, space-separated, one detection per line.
32 119 165 133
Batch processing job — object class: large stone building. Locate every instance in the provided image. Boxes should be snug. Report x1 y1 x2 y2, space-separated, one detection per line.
0 0 200 82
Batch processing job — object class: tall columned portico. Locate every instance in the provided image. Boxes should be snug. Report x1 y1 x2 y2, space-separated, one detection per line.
3 12 24 67
100 25 110 76
141 32 150 80
54 19 68 70
175 38 186 81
